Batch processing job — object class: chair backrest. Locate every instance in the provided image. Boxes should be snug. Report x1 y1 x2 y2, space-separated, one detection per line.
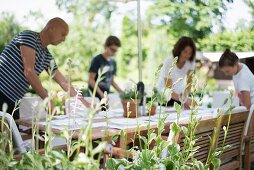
0 111 26 153
217 110 248 169
212 91 239 108
20 97 46 118
178 117 217 163
108 93 122 109
244 105 254 136
177 109 248 166
241 104 254 170
249 105 254 155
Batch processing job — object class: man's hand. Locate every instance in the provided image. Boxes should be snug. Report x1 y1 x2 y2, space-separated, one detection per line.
46 99 56 115
79 96 90 108
52 70 91 108
184 98 196 110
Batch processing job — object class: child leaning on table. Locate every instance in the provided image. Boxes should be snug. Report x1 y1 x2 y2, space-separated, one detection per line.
219 49 254 110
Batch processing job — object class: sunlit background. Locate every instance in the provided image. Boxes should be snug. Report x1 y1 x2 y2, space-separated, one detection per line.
0 0 253 94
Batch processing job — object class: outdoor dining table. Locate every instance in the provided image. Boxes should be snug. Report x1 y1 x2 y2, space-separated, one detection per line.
15 106 217 149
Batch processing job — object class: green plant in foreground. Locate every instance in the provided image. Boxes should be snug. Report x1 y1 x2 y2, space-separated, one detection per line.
0 59 110 169
0 58 235 170
106 63 234 170
120 89 142 100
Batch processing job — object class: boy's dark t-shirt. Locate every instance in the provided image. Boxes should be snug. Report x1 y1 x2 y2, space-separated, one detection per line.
87 54 116 99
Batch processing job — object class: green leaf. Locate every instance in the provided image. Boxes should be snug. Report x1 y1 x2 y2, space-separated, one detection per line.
163 160 175 170
148 133 157 145
51 150 66 160
159 140 171 152
212 158 221 170
120 130 126 138
171 122 181 135
174 102 181 114
155 136 163 144
195 161 205 170
168 144 180 155
180 164 191 170
140 136 148 144
182 126 188 136
223 98 228 106
112 134 119 141
92 141 107 155
106 158 118 170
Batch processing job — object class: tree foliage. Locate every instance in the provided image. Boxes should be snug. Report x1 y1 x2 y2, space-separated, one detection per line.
0 0 253 86
198 29 254 51
0 13 24 53
55 0 116 25
147 0 233 41
244 0 254 28
48 0 117 82
118 16 138 79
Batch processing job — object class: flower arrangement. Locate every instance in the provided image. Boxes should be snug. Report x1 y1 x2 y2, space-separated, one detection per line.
120 84 142 118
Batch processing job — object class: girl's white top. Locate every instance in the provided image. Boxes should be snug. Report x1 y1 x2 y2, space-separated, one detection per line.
233 63 254 105
156 56 195 94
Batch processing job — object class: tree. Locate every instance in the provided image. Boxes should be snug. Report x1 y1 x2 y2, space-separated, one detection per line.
244 0 254 28
55 0 116 27
118 16 138 79
147 0 233 42
143 28 171 83
198 29 254 51
45 0 118 83
0 13 24 53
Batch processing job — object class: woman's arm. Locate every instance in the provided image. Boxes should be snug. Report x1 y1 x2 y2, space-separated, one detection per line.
240 91 251 110
164 78 180 101
184 70 194 95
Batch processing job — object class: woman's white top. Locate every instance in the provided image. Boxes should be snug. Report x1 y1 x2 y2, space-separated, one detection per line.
156 56 195 94
233 63 254 105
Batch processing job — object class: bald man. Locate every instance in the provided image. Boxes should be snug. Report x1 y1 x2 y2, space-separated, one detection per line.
0 17 90 120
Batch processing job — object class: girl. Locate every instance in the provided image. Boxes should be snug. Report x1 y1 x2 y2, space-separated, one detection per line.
157 36 196 108
219 49 254 110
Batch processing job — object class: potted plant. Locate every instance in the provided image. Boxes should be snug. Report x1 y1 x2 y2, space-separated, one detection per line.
146 87 162 116
147 101 157 116
120 90 141 118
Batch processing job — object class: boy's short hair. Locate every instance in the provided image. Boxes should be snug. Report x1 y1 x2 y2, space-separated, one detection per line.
105 35 121 47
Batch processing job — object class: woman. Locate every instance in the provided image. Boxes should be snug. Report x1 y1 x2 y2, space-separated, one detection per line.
156 36 196 108
219 49 254 110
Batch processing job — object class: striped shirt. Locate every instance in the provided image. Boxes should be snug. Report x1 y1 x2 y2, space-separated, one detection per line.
0 30 58 102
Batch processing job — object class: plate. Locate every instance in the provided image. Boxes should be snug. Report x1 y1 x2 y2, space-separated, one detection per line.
109 118 143 126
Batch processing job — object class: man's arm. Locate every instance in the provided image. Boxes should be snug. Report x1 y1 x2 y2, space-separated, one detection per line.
20 45 48 99
88 72 105 98
53 70 90 107
111 76 123 93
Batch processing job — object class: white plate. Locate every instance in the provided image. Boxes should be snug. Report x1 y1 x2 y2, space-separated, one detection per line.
109 118 144 126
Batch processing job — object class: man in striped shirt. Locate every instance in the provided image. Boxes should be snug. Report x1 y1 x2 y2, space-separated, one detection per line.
0 17 90 120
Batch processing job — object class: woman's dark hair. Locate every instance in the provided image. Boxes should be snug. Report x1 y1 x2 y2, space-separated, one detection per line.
172 36 196 62
105 35 121 47
219 49 239 68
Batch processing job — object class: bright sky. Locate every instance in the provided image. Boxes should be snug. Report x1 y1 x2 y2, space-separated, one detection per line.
223 0 252 30
0 0 252 33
